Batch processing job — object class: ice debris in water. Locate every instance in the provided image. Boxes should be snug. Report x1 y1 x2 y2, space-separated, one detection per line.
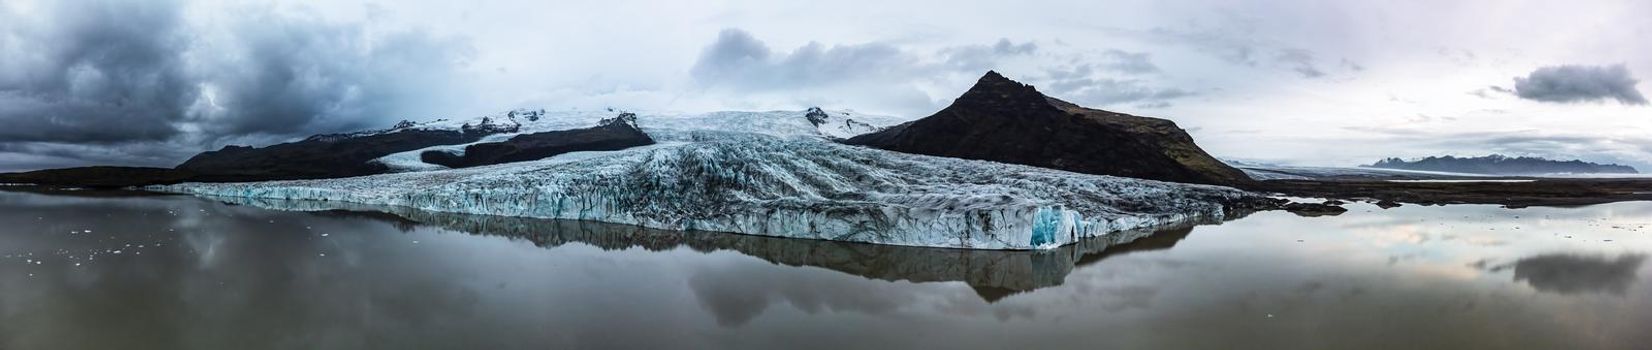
152 133 1261 250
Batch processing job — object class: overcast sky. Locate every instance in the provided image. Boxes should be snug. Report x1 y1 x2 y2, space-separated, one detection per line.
2 0 1651 172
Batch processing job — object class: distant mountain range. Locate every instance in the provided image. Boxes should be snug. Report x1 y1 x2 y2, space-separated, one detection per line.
1363 155 1639 175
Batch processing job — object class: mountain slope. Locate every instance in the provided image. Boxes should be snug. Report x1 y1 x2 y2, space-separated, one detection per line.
1 107 902 186
421 114 655 168
173 111 549 181
157 107 889 179
373 108 905 172
845 71 1247 186
176 129 496 181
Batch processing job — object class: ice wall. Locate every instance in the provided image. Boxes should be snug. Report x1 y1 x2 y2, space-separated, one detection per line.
153 137 1256 250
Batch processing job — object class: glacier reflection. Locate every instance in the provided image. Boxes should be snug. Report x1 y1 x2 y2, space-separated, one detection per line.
5 189 1651 349
292 201 1201 302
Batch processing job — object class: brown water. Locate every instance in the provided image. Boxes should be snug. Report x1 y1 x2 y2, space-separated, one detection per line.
1 190 1648 349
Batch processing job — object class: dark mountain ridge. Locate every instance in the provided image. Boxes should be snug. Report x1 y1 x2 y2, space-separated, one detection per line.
421 113 655 168
845 71 1248 186
176 128 495 182
3 114 654 187
0 166 193 188
1364 155 1639 175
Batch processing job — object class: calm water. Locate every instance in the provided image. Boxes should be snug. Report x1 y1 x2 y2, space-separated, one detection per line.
1 190 1649 349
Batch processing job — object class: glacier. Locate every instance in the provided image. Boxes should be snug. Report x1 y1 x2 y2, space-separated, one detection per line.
150 117 1266 250
371 107 906 172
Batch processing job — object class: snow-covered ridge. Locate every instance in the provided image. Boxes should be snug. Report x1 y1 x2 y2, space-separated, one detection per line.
371 107 908 173
151 136 1256 250
375 107 903 140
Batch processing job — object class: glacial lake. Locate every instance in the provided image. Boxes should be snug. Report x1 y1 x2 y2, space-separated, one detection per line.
2 190 1649 349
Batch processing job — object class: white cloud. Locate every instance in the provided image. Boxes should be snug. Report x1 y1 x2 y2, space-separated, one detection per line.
4 0 1652 171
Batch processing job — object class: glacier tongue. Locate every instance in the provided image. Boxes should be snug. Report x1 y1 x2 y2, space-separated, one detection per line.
151 136 1260 250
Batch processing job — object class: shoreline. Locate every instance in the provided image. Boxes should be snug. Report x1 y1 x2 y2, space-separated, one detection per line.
1248 177 1652 207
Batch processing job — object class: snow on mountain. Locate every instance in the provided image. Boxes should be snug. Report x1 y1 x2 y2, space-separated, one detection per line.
370 107 907 173
381 107 902 140
150 136 1261 250
1237 164 1500 180
803 107 893 139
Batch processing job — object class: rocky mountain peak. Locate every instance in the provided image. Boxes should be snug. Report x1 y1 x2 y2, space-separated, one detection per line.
599 112 640 129
804 107 830 126
460 116 522 135
845 71 1250 186
953 71 1055 113
507 108 546 122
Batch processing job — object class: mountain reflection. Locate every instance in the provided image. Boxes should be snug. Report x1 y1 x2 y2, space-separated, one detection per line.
11 189 1652 348
244 197 1200 302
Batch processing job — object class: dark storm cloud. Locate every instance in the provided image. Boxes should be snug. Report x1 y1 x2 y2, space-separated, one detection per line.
0 0 194 143
0 136 216 172
1507 64 1647 105
690 28 916 90
1495 254 1646 296
190 11 474 138
0 1 472 169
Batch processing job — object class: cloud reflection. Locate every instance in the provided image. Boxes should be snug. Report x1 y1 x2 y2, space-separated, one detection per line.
1504 253 1646 296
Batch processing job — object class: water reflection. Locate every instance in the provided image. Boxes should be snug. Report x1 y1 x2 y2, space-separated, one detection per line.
348 207 1206 327
285 201 1199 303
0 192 476 349
3 190 1650 349
1496 254 1647 295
